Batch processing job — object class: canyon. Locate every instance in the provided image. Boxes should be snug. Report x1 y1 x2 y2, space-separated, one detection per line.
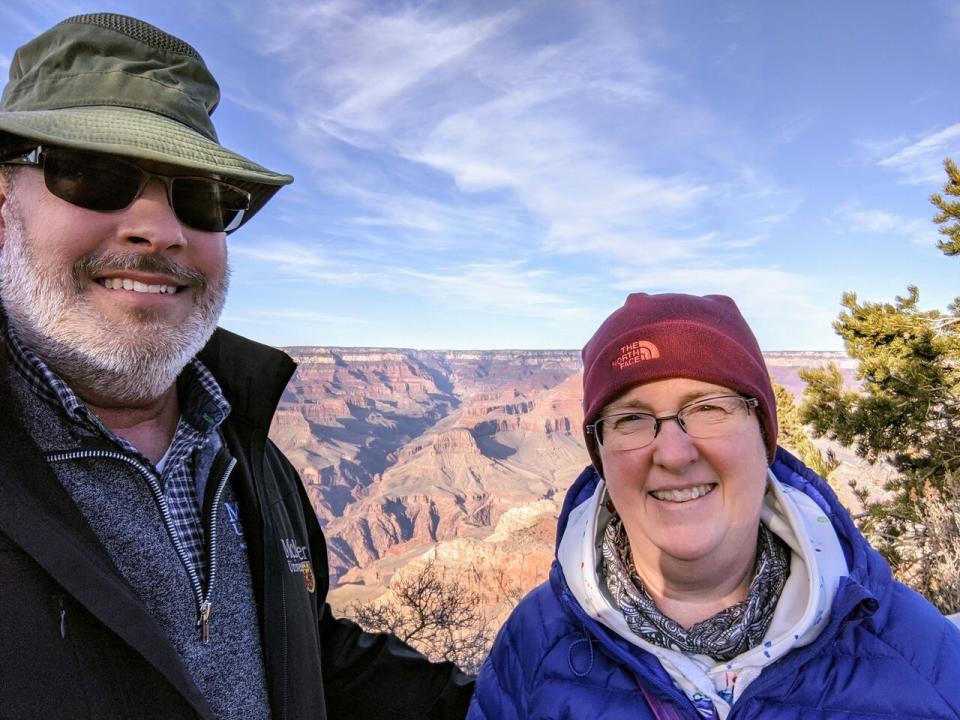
268 347 859 621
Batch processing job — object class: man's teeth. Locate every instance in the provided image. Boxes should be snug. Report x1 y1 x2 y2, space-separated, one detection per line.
99 278 178 294
650 484 715 503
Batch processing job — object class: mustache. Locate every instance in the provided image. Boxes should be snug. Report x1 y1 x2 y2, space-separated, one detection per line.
71 252 209 291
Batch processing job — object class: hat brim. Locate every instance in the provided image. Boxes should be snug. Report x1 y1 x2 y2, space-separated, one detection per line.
0 105 293 229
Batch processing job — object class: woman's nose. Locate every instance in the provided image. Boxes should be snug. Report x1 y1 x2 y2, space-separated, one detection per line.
650 417 699 469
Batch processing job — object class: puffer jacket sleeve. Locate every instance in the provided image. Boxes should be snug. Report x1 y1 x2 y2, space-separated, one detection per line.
469 582 566 720
468 618 527 720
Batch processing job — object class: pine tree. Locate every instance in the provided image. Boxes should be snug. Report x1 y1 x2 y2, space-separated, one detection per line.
931 158 960 256
799 160 960 613
772 379 838 482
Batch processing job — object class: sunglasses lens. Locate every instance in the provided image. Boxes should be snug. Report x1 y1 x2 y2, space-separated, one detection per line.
43 150 142 212
170 178 249 233
38 149 251 232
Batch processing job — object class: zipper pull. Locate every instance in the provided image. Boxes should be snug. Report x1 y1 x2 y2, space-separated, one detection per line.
198 601 212 644
58 596 67 639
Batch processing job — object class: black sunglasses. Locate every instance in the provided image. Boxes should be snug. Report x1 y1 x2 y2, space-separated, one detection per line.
1 146 251 233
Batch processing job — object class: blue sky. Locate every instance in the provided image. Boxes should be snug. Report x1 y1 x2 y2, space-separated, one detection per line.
3 1 959 350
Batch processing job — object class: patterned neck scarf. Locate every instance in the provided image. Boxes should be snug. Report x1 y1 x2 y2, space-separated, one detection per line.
601 515 790 661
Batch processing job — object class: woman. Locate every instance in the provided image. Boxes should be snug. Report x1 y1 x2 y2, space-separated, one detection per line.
469 293 960 719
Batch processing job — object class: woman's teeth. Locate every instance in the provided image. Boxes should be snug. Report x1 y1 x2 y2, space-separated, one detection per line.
99 278 178 294
650 484 715 503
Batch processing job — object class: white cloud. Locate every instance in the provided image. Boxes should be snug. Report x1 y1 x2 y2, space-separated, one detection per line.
15 1 98 32
832 205 938 247
943 0 960 38
247 0 770 266
224 90 289 128
341 186 533 255
877 123 960 185
258 0 516 146
231 235 585 319
776 110 818 145
0 5 59 37
855 134 911 160
232 241 329 269
389 263 589 320
610 264 819 313
226 0 822 347
607 264 836 349
416 98 711 260
230 240 374 284
221 308 366 327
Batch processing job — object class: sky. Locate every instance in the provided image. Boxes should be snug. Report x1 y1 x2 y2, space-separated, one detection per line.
2 1 958 351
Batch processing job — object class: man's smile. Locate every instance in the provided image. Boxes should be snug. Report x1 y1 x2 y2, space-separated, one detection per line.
96 277 182 295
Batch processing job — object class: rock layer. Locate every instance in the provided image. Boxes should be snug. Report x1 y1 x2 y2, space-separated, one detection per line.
268 347 854 607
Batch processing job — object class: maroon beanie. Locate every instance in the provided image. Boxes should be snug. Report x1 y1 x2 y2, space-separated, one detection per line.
581 293 777 472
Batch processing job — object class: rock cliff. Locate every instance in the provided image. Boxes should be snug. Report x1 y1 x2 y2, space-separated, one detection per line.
268 347 853 609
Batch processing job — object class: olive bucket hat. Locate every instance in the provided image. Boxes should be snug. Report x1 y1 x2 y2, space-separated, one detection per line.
0 12 293 228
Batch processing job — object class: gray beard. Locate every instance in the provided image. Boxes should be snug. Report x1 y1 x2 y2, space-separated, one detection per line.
0 201 228 404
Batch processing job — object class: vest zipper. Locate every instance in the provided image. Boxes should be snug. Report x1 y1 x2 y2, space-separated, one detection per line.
280 581 289 720
200 456 237 643
46 449 236 644
57 595 67 639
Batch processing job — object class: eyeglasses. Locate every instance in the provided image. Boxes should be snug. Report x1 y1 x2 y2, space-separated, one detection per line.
586 395 759 451
0 146 251 233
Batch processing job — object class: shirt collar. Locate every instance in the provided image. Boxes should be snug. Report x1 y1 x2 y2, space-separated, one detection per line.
2 317 230 449
4 320 91 425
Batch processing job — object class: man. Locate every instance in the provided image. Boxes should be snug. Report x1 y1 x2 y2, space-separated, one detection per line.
0 13 472 720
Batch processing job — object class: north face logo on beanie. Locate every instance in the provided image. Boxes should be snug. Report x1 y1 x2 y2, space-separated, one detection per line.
612 340 661 370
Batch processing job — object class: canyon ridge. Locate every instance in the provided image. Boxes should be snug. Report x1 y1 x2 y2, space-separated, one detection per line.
268 348 860 622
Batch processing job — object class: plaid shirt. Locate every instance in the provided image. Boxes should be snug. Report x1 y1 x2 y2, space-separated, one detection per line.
4 324 230 586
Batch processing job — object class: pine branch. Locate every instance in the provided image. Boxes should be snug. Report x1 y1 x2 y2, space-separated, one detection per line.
931 158 960 256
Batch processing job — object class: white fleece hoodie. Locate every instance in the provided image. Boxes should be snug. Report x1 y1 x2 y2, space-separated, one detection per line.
557 470 849 719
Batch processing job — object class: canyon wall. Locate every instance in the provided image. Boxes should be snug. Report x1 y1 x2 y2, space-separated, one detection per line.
268 347 855 614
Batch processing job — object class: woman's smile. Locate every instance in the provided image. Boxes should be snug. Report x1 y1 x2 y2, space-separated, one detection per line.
648 483 716 503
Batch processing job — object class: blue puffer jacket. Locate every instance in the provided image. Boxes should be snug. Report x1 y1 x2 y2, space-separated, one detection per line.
468 449 960 719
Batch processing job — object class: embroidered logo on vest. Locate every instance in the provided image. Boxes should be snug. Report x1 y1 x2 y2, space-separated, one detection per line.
301 562 317 593
612 340 660 370
281 537 316 593
281 536 309 565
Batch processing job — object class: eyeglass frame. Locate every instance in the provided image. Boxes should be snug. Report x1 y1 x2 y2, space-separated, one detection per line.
0 145 252 233
585 395 760 450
